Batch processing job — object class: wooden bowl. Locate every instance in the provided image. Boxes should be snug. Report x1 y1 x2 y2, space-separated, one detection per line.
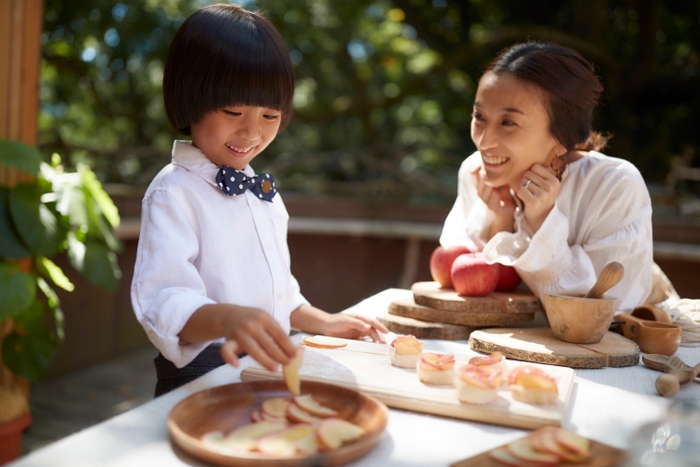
168 380 388 467
543 293 617 344
614 313 682 356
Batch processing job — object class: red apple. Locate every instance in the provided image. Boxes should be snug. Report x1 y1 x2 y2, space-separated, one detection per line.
496 263 522 292
450 254 499 297
430 245 472 287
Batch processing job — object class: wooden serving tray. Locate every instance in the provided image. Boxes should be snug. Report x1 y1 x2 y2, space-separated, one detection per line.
389 297 535 327
241 338 575 430
412 281 543 314
470 328 640 369
450 427 625 467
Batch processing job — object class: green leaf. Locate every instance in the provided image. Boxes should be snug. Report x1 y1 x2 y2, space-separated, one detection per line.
81 239 122 290
0 140 41 177
80 166 120 227
9 183 64 257
2 301 57 382
0 263 35 319
36 256 74 292
0 186 30 258
97 215 123 253
37 277 65 342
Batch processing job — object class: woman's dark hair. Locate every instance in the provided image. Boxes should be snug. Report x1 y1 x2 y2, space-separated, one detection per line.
486 42 608 151
163 4 294 135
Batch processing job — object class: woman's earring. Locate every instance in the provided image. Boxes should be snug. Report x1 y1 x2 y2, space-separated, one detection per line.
551 151 565 181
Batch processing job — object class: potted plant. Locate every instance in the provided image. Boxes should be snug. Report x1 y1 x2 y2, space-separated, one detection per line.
0 139 122 463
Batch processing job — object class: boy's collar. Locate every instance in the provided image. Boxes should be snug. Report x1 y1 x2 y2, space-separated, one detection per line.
171 140 255 185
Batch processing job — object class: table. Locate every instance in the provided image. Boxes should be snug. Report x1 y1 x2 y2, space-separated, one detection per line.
9 289 700 467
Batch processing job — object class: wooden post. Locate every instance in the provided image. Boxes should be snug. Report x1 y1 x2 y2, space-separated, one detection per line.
0 0 42 420
0 0 43 187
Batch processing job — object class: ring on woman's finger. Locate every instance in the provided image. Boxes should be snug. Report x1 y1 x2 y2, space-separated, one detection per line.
524 179 532 190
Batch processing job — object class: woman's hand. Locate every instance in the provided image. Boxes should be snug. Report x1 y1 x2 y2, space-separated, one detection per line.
472 167 515 238
516 163 560 233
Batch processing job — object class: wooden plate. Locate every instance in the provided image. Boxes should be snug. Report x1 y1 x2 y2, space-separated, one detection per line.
168 380 388 467
450 427 625 466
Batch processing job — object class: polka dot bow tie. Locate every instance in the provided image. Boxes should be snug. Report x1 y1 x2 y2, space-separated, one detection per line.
215 165 277 202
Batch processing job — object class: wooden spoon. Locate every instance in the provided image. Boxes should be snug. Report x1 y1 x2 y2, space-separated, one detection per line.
643 354 699 384
584 262 625 299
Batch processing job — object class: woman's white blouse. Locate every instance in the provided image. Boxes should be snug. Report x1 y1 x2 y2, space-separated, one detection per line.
131 141 308 368
440 151 653 312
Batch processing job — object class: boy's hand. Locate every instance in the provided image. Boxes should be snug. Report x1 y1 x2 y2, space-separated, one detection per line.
320 313 389 344
219 306 297 372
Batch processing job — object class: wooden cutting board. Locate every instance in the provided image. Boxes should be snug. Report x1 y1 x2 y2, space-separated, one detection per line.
412 281 543 314
389 297 535 327
450 427 625 467
470 328 640 369
241 337 575 430
377 307 476 340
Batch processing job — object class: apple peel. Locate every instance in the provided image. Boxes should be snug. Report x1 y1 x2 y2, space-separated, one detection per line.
506 438 560 466
302 335 347 349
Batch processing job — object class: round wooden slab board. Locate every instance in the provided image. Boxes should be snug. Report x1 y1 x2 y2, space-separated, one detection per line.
378 307 475 340
389 297 535 327
412 281 543 314
469 327 640 369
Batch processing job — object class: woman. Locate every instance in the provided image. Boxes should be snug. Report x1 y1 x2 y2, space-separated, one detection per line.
440 42 653 312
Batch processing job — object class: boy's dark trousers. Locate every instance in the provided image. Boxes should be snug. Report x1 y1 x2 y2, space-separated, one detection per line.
153 343 245 397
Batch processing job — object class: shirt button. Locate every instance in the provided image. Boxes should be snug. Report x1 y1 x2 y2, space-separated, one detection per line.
266 243 272 251
277 292 283 300
147 330 156 339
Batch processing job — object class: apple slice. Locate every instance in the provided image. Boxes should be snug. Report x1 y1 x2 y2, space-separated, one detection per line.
294 431 319 455
256 424 316 456
293 394 338 418
316 418 366 451
553 428 591 460
222 421 286 452
533 427 585 462
259 410 289 425
286 401 323 424
489 446 541 467
506 438 560 467
283 346 305 395
261 397 291 419
302 336 347 349
250 410 264 423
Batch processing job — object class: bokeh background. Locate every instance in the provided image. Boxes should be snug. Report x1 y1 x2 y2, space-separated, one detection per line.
39 0 700 203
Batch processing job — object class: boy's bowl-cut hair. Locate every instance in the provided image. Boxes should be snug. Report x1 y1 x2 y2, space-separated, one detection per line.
163 3 294 135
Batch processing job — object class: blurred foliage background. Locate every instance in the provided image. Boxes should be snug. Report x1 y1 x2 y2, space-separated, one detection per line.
39 0 700 205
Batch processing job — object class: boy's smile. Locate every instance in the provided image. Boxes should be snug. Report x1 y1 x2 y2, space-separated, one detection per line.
190 106 282 170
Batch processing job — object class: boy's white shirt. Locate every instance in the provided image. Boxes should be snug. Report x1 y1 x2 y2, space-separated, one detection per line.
440 150 653 313
131 140 308 368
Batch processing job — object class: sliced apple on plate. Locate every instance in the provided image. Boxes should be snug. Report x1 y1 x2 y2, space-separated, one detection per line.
316 418 366 451
283 346 305 395
286 401 323 424
489 446 541 467
256 424 317 456
506 438 560 467
553 427 591 461
261 397 290 419
293 394 339 418
222 421 285 452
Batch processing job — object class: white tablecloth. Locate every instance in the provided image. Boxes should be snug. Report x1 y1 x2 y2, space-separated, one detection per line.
10 289 700 467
